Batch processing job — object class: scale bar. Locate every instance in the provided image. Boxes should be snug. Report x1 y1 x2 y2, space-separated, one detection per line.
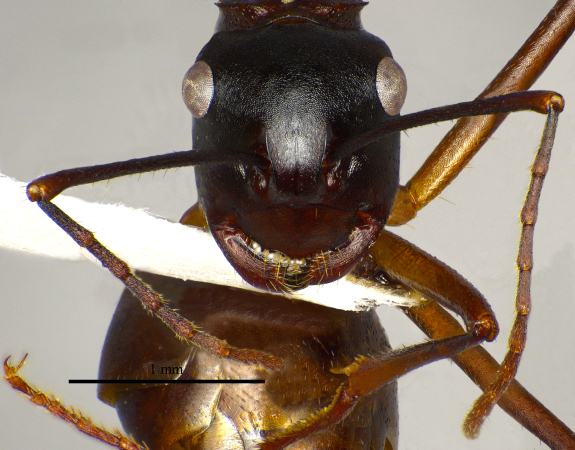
69 379 265 384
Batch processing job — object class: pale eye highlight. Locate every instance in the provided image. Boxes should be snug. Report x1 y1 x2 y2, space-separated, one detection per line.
182 61 213 118
376 57 407 116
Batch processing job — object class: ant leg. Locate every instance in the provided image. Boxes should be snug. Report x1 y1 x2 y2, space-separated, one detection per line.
35 199 282 371
402 299 575 450
463 104 561 437
260 331 484 450
24 147 280 370
373 101 562 440
179 202 209 231
4 356 145 450
387 0 575 225
260 235 505 449
370 230 499 344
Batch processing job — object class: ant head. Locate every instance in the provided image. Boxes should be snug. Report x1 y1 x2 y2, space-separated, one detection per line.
184 16 406 291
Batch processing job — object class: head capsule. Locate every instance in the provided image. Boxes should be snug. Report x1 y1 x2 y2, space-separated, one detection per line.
183 0 407 291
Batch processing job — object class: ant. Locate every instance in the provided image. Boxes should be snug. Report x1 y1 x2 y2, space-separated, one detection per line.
1 1 574 449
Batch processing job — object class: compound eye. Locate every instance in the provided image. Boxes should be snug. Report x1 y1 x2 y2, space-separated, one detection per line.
376 57 407 116
182 61 213 118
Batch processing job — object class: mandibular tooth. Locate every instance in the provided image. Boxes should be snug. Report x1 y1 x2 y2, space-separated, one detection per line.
249 242 307 269
268 252 279 262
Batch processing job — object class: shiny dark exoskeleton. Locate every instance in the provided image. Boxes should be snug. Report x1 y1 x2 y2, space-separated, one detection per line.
99 2 402 448
91 0 574 449
99 273 398 449
192 1 406 291
6 1 575 449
